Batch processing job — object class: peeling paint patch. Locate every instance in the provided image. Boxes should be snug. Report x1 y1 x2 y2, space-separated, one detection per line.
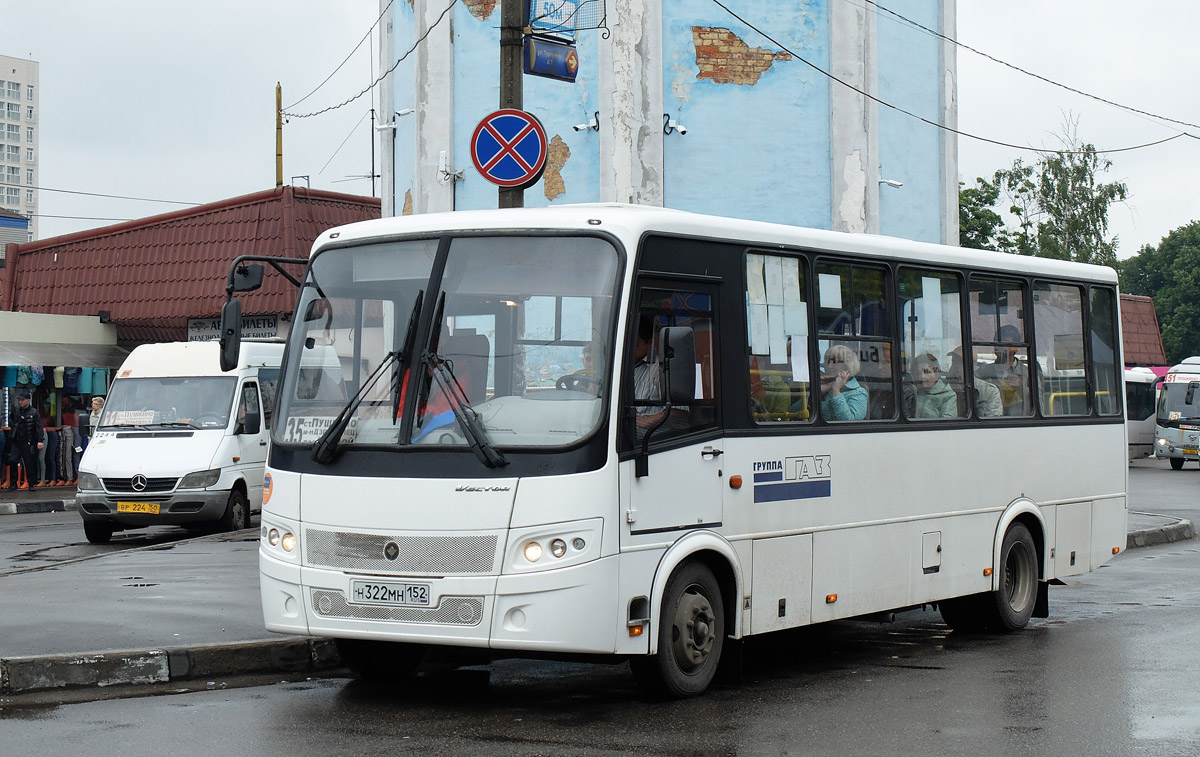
403 189 413 216
692 27 791 85
543 136 571 201
463 0 496 21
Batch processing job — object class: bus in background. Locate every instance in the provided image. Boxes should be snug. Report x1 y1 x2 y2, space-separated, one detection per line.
228 205 1127 698
1125 368 1158 460
1154 357 1200 469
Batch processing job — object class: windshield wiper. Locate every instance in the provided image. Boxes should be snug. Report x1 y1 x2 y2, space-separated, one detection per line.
150 421 200 430
425 352 508 469
312 349 404 464
391 291 424 426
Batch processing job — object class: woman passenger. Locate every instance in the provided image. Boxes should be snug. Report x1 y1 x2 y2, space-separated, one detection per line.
818 344 868 421
911 352 958 419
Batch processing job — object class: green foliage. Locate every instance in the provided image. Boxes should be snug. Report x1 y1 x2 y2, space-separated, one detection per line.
958 178 1006 250
1119 222 1200 363
979 117 1128 267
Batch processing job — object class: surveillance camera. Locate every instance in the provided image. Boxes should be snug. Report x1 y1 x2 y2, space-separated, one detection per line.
573 123 589 132
677 124 687 135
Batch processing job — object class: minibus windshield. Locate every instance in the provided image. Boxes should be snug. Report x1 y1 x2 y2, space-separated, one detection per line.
275 234 620 453
100 377 237 429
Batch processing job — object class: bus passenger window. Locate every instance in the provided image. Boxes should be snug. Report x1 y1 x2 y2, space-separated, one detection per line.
1034 282 1088 416
899 268 965 420
970 278 1032 418
1090 287 1121 416
814 261 890 423
746 253 810 423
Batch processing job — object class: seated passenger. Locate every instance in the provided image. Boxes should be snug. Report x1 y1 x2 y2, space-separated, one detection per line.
815 344 868 421
911 353 958 419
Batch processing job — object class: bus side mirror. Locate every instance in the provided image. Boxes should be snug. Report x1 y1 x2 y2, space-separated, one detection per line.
1187 381 1199 405
657 327 696 404
232 263 265 293
219 298 242 373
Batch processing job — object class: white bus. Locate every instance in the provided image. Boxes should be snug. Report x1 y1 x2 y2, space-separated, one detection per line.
241 205 1127 697
1153 357 1200 469
1125 367 1158 460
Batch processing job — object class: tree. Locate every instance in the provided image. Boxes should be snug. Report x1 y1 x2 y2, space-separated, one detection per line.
958 178 1007 250
1119 222 1200 363
992 117 1128 267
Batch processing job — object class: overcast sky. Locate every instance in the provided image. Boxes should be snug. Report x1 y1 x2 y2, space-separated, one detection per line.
6 1 1197 258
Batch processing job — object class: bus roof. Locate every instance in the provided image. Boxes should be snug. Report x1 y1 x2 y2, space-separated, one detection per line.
310 204 1120 285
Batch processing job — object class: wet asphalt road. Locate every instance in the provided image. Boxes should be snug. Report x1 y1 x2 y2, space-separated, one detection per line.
1 460 1198 754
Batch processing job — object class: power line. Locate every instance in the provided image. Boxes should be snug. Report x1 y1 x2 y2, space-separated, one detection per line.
30 186 202 206
709 0 1194 156
284 0 395 112
860 0 1200 132
25 213 135 221
282 0 458 120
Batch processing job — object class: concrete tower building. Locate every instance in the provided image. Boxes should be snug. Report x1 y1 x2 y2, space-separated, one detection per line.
379 0 957 245
0 54 38 243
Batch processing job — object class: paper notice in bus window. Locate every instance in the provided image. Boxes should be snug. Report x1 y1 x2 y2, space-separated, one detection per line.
921 277 944 339
768 305 787 364
747 254 767 305
791 335 810 379
764 255 785 306
818 273 842 310
783 305 807 335
749 303 769 355
782 257 803 306
106 410 155 426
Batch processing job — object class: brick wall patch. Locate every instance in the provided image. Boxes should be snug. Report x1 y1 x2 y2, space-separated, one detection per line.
693 26 791 85
463 0 496 21
543 135 571 201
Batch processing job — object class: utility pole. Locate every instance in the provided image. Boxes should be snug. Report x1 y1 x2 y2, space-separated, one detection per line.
499 0 523 208
275 83 283 188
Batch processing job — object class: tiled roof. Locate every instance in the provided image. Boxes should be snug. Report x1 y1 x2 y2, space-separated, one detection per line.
1 187 379 344
0 207 29 220
1120 294 1168 366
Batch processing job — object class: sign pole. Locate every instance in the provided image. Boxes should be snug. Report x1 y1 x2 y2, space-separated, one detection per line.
499 0 524 208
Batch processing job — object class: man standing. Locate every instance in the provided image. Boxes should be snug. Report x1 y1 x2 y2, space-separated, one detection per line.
9 393 45 490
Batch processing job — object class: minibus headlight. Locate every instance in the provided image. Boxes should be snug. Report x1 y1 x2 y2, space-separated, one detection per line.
1156 438 1168 447
550 538 567 558
281 532 296 552
268 528 281 547
179 469 221 489
523 541 543 562
77 472 102 491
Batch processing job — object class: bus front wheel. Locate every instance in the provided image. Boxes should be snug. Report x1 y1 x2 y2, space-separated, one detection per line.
1171 457 1185 471
631 562 725 698
335 638 425 680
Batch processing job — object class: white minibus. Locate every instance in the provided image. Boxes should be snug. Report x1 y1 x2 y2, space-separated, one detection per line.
234 205 1127 697
76 340 283 543
1153 357 1200 469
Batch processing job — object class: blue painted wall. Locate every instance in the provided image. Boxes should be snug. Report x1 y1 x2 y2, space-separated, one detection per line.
662 0 830 228
876 0 943 243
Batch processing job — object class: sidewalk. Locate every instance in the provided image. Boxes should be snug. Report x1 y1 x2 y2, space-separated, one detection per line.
0 488 1193 697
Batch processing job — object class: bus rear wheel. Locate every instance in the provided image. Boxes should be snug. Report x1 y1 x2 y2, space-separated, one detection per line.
631 562 725 698
335 638 425 680
940 523 1038 633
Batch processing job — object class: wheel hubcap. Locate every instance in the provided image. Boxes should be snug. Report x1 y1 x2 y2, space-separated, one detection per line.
671 586 716 671
1004 543 1034 611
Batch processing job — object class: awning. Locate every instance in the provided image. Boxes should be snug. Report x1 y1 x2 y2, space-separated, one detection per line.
0 341 129 370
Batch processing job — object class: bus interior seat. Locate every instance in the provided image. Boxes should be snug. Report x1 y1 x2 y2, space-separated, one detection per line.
440 330 490 404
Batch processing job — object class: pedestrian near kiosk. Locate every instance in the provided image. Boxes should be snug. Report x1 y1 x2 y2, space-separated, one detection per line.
8 393 45 489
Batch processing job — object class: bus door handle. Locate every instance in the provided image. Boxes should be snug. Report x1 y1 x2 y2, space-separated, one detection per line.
701 446 723 459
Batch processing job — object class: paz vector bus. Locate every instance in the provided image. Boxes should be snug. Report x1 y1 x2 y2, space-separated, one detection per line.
219 205 1127 698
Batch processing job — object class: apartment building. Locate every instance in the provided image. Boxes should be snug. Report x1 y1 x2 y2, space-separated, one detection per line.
0 55 38 241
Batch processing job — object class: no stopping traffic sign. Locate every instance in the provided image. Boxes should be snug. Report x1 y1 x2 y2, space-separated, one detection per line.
470 109 549 189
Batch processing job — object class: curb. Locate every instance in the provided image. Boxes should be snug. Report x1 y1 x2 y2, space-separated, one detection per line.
0 499 74 515
1 638 340 695
1126 517 1196 549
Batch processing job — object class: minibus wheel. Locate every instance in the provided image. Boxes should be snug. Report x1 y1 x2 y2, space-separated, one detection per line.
631 562 725 698
219 490 249 532
1170 458 1185 470
83 520 113 544
987 522 1038 631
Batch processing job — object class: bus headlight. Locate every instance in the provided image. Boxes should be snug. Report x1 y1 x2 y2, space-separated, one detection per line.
523 541 543 562
261 519 300 562
77 472 102 491
507 519 601 574
1156 438 1168 447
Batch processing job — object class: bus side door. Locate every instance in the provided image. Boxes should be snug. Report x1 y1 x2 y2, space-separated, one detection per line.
621 283 724 536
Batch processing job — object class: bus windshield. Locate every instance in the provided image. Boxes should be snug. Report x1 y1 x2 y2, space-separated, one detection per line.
1157 379 1200 425
275 234 621 452
100 377 237 429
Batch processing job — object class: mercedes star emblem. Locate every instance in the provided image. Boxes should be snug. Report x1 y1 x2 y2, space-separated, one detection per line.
131 474 148 492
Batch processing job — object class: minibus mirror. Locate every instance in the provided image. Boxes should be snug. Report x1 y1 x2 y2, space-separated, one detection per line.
304 298 330 322
231 263 265 293
657 327 696 404
219 298 242 372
